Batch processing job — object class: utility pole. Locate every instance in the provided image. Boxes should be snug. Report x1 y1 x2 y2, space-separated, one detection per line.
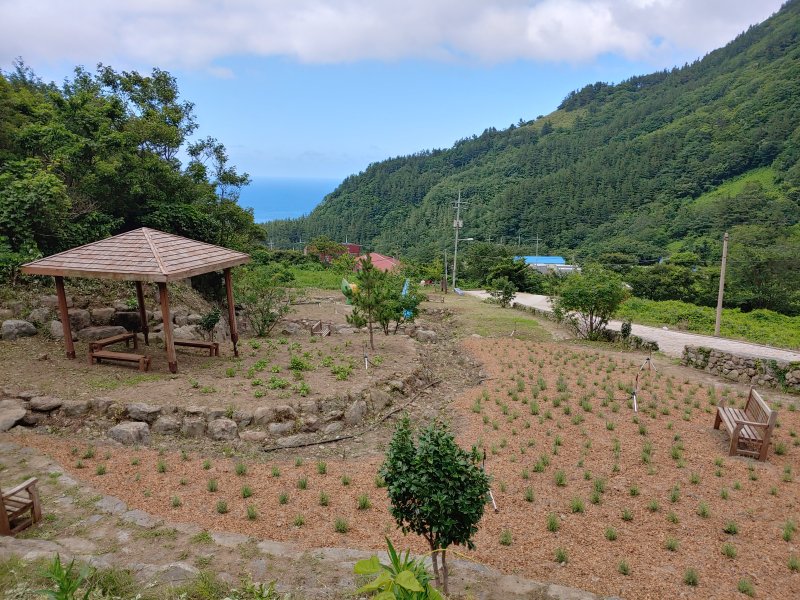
533 234 541 257
714 232 729 337
451 190 467 289
443 250 448 293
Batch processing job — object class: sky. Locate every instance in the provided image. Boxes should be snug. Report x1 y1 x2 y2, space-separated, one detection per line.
0 0 786 180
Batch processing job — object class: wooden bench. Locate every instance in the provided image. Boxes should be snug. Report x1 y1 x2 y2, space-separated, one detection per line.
89 332 137 352
310 321 331 337
89 349 151 372
174 340 219 356
1 478 42 536
713 388 777 461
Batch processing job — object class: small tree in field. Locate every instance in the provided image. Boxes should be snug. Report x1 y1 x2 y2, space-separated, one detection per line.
551 264 628 339
235 266 297 336
380 416 490 595
346 255 386 350
488 275 517 308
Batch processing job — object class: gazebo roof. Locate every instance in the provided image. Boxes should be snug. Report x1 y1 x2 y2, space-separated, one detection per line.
21 228 250 282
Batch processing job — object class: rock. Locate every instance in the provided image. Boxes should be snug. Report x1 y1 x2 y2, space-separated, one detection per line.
280 322 302 335
300 415 320 432
184 405 207 417
95 495 128 514
16 390 38 400
112 312 142 332
40 294 72 310
206 408 226 421
55 537 97 555
268 422 294 436
49 320 78 340
30 396 63 412
121 509 159 528
126 402 162 424
61 400 89 417
77 326 127 341
323 421 344 435
174 315 188 327
90 308 116 326
370 389 392 412
337 327 357 335
299 400 319 415
152 415 182 435
181 416 206 438
344 399 368 426
0 407 26 431
253 407 273 425
2 319 37 341
0 309 13 321
413 329 437 343
172 306 189 319
207 418 238 440
273 405 297 422
239 430 268 443
232 410 253 427
173 325 202 340
187 314 202 325
92 397 115 414
5 301 24 317
276 433 315 447
108 421 150 445
67 308 91 331
27 308 51 325
150 310 163 324
21 411 46 426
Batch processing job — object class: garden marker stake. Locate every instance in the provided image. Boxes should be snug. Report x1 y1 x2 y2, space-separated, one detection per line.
632 354 656 413
483 449 499 513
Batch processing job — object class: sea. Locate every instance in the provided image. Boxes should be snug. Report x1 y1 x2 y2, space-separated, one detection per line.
238 177 341 223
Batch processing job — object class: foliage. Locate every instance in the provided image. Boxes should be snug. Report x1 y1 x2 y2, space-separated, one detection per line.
354 538 443 600
380 415 490 594
552 265 628 339
344 255 385 349
376 275 425 335
305 235 347 263
235 266 297 336
488 276 517 308
38 554 93 600
198 306 221 340
617 297 800 348
263 2 800 316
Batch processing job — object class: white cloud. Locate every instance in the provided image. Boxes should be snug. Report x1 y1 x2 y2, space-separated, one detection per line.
0 0 785 72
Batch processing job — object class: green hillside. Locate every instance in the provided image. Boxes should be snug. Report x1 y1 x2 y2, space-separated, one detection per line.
264 0 800 311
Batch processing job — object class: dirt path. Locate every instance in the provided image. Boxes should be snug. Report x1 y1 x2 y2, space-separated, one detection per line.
465 291 800 361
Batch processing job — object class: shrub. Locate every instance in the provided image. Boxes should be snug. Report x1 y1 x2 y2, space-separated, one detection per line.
319 491 330 506
665 537 679 551
207 479 218 492
236 463 247 476
723 521 739 535
618 560 630 575
246 505 258 520
241 486 253 499
605 527 617 541
524 487 534 503
297 477 308 490
570 497 585 513
293 514 305 527
738 579 754 596
357 494 371 510
171 496 182 508
621 508 633 522
554 470 567 487
554 547 568 563
317 461 327 475
278 492 289 505
697 502 709 518
547 513 560 532
156 460 166 473
96 464 106 476
334 518 349 533
722 543 737 558
216 501 228 514
683 568 699 586
499 529 513 546
202 459 211 470
789 555 799 572
341 475 351 486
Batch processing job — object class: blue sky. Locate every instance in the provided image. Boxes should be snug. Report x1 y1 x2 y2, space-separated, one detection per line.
0 1 785 180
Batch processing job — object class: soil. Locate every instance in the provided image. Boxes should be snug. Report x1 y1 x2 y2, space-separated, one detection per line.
2 294 799 599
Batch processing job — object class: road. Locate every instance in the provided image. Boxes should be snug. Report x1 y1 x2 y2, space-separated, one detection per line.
464 291 800 362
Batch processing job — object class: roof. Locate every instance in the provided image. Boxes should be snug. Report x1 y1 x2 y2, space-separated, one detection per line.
518 256 566 265
21 228 250 282
358 252 401 272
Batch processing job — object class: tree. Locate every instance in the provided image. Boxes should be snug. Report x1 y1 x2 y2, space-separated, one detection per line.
376 275 424 334
305 235 346 263
552 265 628 339
346 255 386 349
380 415 490 595
234 266 297 336
488 276 517 308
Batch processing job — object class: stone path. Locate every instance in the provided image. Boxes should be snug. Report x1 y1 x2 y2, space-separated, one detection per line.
465 291 800 362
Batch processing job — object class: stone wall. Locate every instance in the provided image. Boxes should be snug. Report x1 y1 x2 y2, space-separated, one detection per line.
682 346 800 393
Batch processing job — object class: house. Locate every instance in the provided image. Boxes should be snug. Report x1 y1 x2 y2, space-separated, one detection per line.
342 243 361 256
517 255 579 275
357 252 401 272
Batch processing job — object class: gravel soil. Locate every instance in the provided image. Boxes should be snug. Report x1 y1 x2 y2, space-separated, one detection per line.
7 337 800 599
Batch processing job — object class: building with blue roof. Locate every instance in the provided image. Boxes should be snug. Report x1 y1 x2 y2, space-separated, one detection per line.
515 255 578 274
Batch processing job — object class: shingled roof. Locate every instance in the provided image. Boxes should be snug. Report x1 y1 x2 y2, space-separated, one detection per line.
21 228 250 282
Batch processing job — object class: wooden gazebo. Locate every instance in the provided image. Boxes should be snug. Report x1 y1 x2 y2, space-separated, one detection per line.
21 228 250 373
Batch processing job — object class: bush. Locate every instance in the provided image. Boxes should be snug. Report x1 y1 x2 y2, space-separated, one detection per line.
234 266 297 336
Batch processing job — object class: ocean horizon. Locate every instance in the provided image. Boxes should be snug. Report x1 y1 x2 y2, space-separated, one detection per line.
239 176 341 223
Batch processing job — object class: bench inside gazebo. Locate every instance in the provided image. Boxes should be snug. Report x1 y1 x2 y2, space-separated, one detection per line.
21 228 250 373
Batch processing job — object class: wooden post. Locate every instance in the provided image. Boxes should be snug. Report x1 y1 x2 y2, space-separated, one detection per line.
158 282 177 373
135 281 149 345
224 268 239 357
54 276 75 359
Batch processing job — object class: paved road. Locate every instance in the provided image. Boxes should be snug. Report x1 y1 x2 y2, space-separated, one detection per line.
465 291 800 362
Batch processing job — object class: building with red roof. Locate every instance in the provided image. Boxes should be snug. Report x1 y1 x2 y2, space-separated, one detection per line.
357 252 401 272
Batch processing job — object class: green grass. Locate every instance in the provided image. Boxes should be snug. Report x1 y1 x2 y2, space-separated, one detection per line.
449 294 550 341
288 266 342 290
617 297 800 349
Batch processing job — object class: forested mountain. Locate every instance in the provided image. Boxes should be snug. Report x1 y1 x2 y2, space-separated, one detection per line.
264 0 800 308
0 62 259 281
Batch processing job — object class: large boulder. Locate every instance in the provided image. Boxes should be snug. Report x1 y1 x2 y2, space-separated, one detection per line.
413 329 437 343
280 322 302 336
207 418 238 441
0 406 26 431
40 295 72 310
67 309 91 331
90 308 116 326
344 399 368 426
2 319 37 341
77 326 127 341
253 405 296 425
112 312 142 332
30 396 63 412
108 421 150 445
27 308 52 325
268 422 294 436
239 431 268 443
173 325 202 340
181 416 206 438
152 415 181 435
61 400 90 417
126 402 162 424
49 320 78 341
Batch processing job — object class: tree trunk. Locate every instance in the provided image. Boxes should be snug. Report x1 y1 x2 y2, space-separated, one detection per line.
441 548 449 595
429 542 441 588
368 318 375 350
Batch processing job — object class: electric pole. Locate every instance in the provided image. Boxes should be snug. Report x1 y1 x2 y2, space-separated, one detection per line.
714 232 729 337
533 234 541 257
451 191 467 289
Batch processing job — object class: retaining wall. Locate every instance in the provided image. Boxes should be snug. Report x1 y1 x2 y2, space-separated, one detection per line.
682 345 800 393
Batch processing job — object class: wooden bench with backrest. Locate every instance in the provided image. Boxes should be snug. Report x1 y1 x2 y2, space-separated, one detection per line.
1 477 42 535
89 332 137 352
89 349 151 372
713 387 777 461
174 340 219 356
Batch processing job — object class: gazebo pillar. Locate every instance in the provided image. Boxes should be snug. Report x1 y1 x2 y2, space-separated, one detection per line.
54 276 75 359
135 281 149 345
224 268 239 357
158 282 177 373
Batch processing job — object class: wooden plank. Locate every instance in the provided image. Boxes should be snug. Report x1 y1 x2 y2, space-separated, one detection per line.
159 282 177 374
55 276 75 359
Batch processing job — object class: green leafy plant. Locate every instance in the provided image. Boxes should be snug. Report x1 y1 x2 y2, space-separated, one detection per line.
38 554 94 600
353 538 443 599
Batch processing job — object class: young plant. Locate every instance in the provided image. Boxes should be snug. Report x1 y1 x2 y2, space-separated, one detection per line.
353 538 442 600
